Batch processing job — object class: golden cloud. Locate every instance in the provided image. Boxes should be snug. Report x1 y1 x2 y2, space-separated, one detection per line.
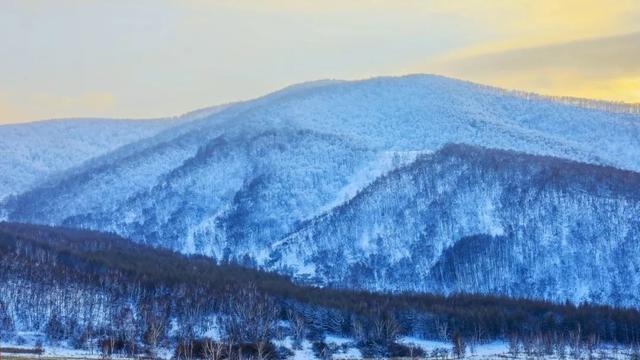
426 32 640 103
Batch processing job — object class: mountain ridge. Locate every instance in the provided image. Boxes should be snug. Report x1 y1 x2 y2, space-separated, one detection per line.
0 104 227 202
3 74 640 306
268 143 640 306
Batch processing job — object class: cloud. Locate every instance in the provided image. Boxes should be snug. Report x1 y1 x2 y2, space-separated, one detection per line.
1 1 639 123
426 32 640 102
187 0 639 42
434 32 640 78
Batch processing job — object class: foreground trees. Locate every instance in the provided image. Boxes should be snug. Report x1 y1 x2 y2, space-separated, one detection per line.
2 222 640 359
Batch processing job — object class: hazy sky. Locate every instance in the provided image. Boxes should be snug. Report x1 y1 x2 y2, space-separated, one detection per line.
1 0 639 124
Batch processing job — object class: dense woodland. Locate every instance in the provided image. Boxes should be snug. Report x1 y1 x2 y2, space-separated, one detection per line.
2 222 640 359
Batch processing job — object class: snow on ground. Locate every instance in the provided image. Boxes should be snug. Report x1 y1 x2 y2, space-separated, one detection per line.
398 336 452 353
273 337 316 360
324 334 352 346
324 335 361 359
3 332 99 358
317 150 431 215
331 346 362 360
469 340 508 357
3 332 639 359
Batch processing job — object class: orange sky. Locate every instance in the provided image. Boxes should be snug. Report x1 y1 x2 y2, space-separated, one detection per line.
1 0 639 124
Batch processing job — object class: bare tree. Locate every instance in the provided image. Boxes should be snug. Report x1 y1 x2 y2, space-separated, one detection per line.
468 324 485 355
226 336 235 360
220 284 278 360
371 309 401 344
434 317 450 341
541 333 554 356
631 341 640 360
508 333 520 358
522 335 535 358
569 325 582 359
406 342 419 360
144 320 164 358
351 318 366 344
203 338 225 360
287 310 306 350
585 333 599 359
100 336 116 359
452 333 466 359
176 338 195 360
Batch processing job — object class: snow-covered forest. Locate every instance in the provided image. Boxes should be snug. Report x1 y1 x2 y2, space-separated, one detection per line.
3 76 640 307
2 76 640 359
2 223 640 360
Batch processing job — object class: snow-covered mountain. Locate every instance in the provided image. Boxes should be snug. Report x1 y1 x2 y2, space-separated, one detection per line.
3 75 640 305
0 118 170 201
269 144 640 307
0 106 223 202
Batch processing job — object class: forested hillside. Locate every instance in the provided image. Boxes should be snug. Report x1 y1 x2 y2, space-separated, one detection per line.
272 144 640 306
0 105 223 203
2 222 640 359
5 76 640 308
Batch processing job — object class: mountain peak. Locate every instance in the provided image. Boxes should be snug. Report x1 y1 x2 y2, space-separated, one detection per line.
3 75 640 307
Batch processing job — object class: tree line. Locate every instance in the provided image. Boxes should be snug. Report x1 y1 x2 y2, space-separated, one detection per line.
1 222 640 359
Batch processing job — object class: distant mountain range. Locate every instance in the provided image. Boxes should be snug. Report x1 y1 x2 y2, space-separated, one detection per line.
0 105 223 201
2 74 639 306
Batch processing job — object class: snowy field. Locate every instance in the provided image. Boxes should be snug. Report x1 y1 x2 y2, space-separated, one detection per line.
3 331 640 359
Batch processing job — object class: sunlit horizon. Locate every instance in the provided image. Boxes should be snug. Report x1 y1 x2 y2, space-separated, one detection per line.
1 0 639 124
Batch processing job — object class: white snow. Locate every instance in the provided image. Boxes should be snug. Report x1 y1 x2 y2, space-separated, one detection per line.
318 150 430 215
4 74 640 306
273 337 317 360
2 332 637 359
398 336 452 352
0 104 224 203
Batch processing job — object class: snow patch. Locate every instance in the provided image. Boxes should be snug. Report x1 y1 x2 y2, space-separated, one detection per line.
318 150 431 215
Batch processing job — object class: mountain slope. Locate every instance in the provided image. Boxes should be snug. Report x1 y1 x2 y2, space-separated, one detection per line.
4 222 640 359
3 75 640 305
269 144 640 306
0 118 173 201
0 105 224 202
